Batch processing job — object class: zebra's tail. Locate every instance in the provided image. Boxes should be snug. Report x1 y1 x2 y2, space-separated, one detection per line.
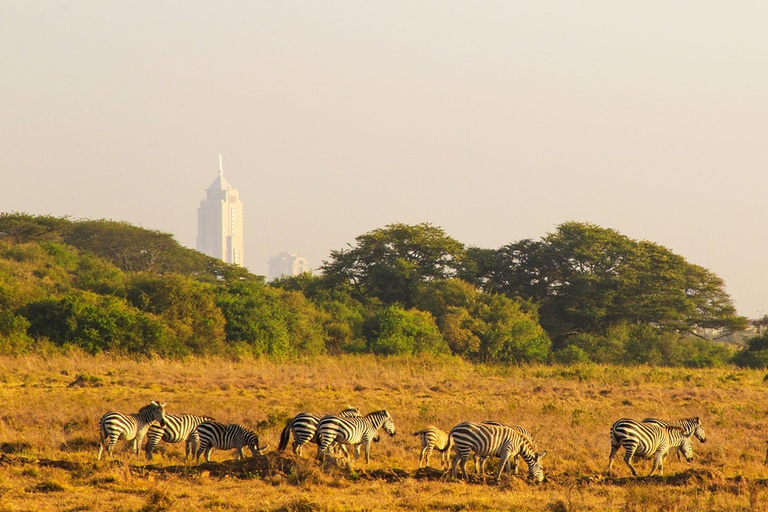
412 430 427 437
278 418 293 452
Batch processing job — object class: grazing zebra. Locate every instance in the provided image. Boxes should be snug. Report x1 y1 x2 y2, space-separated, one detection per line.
145 414 214 460
475 421 537 476
97 401 167 460
609 418 695 477
315 409 396 464
278 407 362 457
195 421 268 463
642 416 705 460
449 421 546 483
413 425 451 468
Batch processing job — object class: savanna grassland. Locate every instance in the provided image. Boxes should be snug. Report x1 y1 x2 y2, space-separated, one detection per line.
2 354 768 512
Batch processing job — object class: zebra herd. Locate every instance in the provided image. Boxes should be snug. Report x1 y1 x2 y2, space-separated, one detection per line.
97 401 266 463
96 402 710 484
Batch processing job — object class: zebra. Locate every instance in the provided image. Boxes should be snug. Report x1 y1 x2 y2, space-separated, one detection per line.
145 414 214 460
277 407 362 457
449 421 546 483
642 416 705 461
195 421 268 463
608 418 695 477
97 401 167 460
413 425 451 469
474 421 537 476
315 409 396 464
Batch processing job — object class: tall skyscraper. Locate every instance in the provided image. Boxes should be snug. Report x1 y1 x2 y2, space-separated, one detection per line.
196 155 244 266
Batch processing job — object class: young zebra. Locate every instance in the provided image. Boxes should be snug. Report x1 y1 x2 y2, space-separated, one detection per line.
144 414 214 460
642 416 705 460
413 425 451 469
278 407 362 457
315 409 396 464
97 401 167 460
475 421 537 476
195 421 268 463
449 421 546 483
609 418 695 477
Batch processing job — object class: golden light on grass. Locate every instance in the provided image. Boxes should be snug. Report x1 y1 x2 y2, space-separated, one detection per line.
0 353 767 510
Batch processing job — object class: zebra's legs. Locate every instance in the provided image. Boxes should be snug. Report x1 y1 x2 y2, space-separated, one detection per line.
496 450 513 483
420 445 433 468
607 437 620 476
649 450 664 476
623 447 639 476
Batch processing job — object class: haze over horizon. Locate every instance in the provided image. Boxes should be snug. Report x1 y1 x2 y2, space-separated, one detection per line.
1 1 766 318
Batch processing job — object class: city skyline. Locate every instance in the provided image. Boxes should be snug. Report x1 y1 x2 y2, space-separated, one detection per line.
1 2 766 318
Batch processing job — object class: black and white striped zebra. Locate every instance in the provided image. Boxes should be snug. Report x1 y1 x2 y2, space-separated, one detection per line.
475 421 537 476
145 414 214 460
642 416 705 461
278 407 362 457
315 409 396 464
449 421 546 483
413 425 451 469
609 418 695 476
97 401 167 460
195 421 268 463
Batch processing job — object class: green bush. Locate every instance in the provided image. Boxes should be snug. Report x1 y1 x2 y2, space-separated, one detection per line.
364 305 449 356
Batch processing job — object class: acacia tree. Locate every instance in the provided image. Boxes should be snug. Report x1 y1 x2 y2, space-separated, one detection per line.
321 223 465 308
464 221 747 343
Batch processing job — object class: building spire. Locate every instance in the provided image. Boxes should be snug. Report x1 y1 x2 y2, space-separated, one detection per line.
219 153 223 177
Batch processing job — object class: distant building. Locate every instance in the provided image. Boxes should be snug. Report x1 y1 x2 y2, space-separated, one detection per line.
268 252 311 280
197 155 244 266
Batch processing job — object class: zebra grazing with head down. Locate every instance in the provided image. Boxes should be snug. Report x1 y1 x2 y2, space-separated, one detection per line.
450 421 546 483
642 416 705 461
609 418 695 477
475 421 537 476
278 407 362 457
145 414 214 460
97 401 167 460
315 409 396 464
413 425 451 469
195 421 268 463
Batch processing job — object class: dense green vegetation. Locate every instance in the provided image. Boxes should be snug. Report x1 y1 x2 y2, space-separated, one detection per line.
0 212 762 366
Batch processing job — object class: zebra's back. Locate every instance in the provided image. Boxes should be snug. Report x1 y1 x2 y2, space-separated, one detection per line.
145 414 212 460
449 421 545 482
196 421 267 462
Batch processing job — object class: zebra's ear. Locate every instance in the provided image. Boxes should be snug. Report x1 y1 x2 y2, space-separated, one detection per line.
151 401 158 406
537 451 547 460
160 402 167 407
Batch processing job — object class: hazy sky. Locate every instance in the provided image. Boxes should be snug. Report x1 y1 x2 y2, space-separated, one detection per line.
2 1 766 318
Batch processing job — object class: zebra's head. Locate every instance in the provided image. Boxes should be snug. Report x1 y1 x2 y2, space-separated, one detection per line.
368 410 396 437
527 450 547 483
144 401 167 428
690 417 706 443
381 411 396 437
246 432 269 457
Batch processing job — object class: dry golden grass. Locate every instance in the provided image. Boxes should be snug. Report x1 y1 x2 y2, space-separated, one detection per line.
1 353 768 511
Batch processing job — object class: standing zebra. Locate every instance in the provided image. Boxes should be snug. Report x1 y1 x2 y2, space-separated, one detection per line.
609 418 695 476
97 401 167 460
278 407 362 457
413 425 451 469
315 409 396 464
449 421 546 483
145 413 214 460
642 416 705 460
195 421 268 463
475 421 537 476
